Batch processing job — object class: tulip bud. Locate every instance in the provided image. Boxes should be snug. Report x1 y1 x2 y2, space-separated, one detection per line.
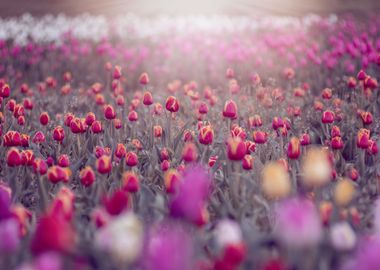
70 117 84 134
161 160 170 171
143 91 153 106
322 110 335 124
23 98 33 110
115 143 126 159
368 140 378 155
165 96 180 112
223 100 238 119
357 70 366 81
104 104 116 120
20 133 29 147
79 166 95 187
331 136 344 150
261 162 291 200
122 171 139 193
57 154 70 167
182 142 198 162
64 113 74 127
91 120 103 133
17 116 25 126
0 84 10 98
198 125 214 145
139 72 149 85
252 131 267 144
164 169 181 193
227 137 247 161
96 155 112 174
128 110 138 122
113 65 122 79
198 102 209 114
331 125 341 138
286 137 300 159
300 133 311 146
85 112 96 126
32 131 45 144
39 112 49 126
125 152 138 167
347 77 357 88
302 148 331 187
334 178 355 207
356 128 370 149
360 111 373 125
242 155 254 170
6 148 22 167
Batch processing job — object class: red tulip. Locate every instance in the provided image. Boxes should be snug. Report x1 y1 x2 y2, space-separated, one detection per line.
70 117 85 134
21 150 35 166
64 113 74 127
321 88 332 99
80 166 96 187
154 125 163 137
0 84 10 98
53 126 65 142
198 125 214 145
357 128 370 149
39 112 49 126
6 148 22 167
331 125 341 138
248 115 262 127
242 155 254 170
96 155 112 174
300 133 311 146
102 189 129 216
104 104 116 120
57 154 70 167
198 102 209 114
331 136 344 150
122 171 139 193
368 140 378 155
322 110 335 124
223 100 238 119
113 65 122 79
85 112 96 126
252 131 267 144
115 143 126 159
33 158 48 175
139 72 150 85
360 111 373 125
47 166 70 183
165 96 180 112
227 137 247 161
125 151 138 167
143 91 153 106
128 110 138 121
32 131 45 144
91 120 103 133
287 137 300 159
164 169 181 193
182 142 198 162
161 160 170 171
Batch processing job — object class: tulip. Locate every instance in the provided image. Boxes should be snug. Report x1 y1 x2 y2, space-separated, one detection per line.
331 125 341 137
322 110 335 124
57 154 70 167
261 162 291 200
300 133 311 145
23 98 33 110
248 114 262 128
225 68 234 79
115 143 126 159
143 91 153 106
208 156 218 167
165 96 180 112
161 160 170 171
302 148 331 187
368 140 378 155
80 166 95 187
0 84 10 98
334 178 355 207
139 72 149 85
6 148 22 167
113 65 122 79
242 155 253 170
252 131 267 144
357 128 370 149
198 102 209 114
47 166 70 183
322 88 333 99
153 125 163 138
64 113 74 127
85 112 96 126
360 111 373 125
272 117 283 130
91 120 103 133
128 110 138 122
32 131 45 144
164 169 181 193
21 150 35 166
70 117 85 134
20 133 29 147
104 104 116 120
114 118 122 129
39 112 50 126
222 100 238 119
102 189 129 216
227 137 247 161
125 151 138 167
198 125 214 145
331 136 344 150
122 171 139 193
287 137 300 159
96 155 112 174
182 142 198 162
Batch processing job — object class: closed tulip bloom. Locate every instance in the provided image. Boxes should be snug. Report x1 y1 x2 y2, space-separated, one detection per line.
153 125 163 137
242 155 254 170
287 137 300 159
113 65 122 79
198 102 209 114
252 131 267 144
322 88 333 99
300 133 311 146
23 98 33 110
39 112 50 126
57 154 70 167
96 155 112 174
91 120 103 133
70 117 84 134
122 171 139 193
331 125 341 138
368 140 378 155
357 69 366 81
85 112 96 126
20 133 29 147
165 96 180 112
227 137 247 161
225 68 235 79
80 166 96 187
143 91 153 106
161 160 170 171
21 150 35 166
331 136 344 150
160 148 170 161
322 110 335 124
198 125 214 145
360 111 373 125
64 113 74 127
223 100 238 119
248 115 263 128
0 84 10 98
114 118 122 129
272 117 283 130
6 148 22 167
139 72 149 85
115 143 126 159
128 110 138 122
164 169 181 193
32 131 45 144
357 128 370 149
182 142 198 162
125 151 138 167
104 104 116 120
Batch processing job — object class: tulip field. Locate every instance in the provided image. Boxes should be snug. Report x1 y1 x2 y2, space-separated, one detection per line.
0 13 380 269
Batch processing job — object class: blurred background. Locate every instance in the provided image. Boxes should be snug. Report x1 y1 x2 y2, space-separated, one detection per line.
0 0 380 17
